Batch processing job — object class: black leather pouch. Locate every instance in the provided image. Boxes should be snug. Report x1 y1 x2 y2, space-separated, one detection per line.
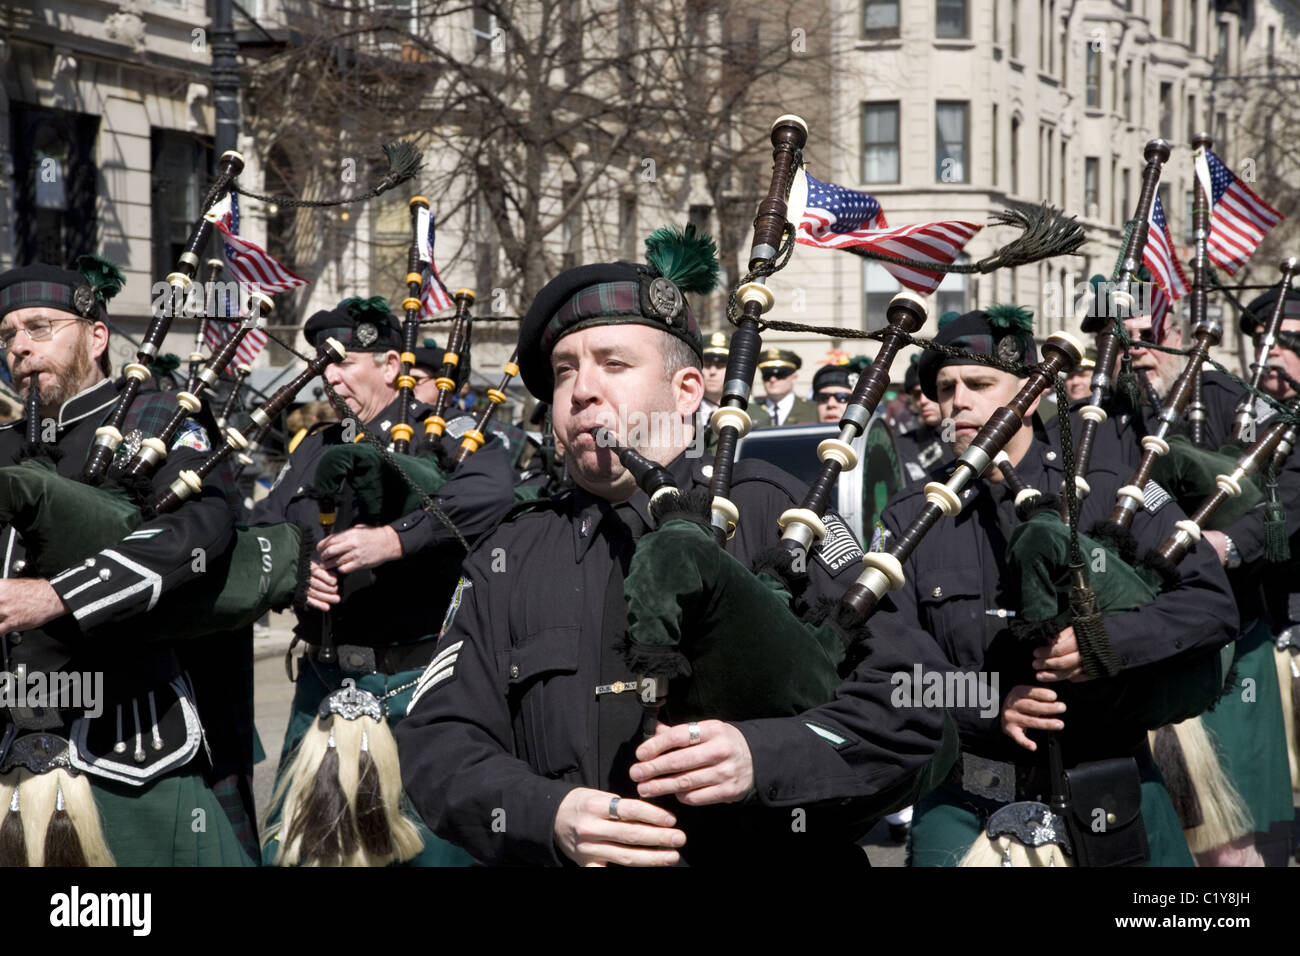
1063 756 1150 867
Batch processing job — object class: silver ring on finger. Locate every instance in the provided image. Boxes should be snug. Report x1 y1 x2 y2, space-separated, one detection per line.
608 796 621 820
688 721 701 745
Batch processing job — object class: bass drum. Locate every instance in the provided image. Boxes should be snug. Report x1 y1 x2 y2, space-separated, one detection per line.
836 410 904 543
732 409 904 545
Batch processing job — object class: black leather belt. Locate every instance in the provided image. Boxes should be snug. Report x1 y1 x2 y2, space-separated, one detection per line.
950 741 1154 804
305 638 439 675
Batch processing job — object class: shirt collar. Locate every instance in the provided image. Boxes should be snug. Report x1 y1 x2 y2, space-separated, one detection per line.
570 452 696 559
57 377 118 428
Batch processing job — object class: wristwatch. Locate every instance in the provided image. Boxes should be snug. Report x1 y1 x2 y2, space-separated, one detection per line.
1221 534 1242 569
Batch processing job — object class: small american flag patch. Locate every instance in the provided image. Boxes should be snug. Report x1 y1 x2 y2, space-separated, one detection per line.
815 513 864 573
1142 480 1172 513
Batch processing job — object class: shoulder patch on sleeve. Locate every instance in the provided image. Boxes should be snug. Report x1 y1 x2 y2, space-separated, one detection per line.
814 512 864 574
438 576 472 641
269 459 292 492
869 521 892 552
1141 479 1172 513
171 419 211 453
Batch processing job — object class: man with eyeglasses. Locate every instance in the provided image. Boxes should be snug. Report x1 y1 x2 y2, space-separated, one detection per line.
0 258 254 865
756 347 815 427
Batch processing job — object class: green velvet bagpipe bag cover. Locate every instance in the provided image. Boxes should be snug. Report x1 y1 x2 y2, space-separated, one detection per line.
1151 435 1261 529
1006 510 1230 736
622 515 845 724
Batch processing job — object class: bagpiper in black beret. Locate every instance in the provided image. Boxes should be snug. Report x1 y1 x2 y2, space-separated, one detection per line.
303 296 403 352
516 225 718 403
918 305 1039 401
0 255 125 324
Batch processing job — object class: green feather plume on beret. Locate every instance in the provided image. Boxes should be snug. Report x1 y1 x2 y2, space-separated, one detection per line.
985 304 1035 335
341 296 393 321
76 254 126 303
644 224 719 295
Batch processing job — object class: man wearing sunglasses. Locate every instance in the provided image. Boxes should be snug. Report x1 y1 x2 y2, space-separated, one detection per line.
811 360 856 424
756 347 815 427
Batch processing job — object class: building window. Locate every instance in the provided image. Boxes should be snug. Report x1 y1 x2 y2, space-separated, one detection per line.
1060 139 1067 210
1038 0 1045 68
1216 21 1229 71
151 129 214 287
1111 57 1118 112
561 181 581 271
1049 1 1056 74
1187 94 1197 141
864 258 969 331
1161 0 1174 38
1086 48 1101 107
1122 61 1132 121
936 0 967 39
472 5 497 57
1010 116 1020 194
619 194 637 262
1085 157 1100 218
475 193 495 300
936 101 968 182
1215 111 1227 151
993 0 999 44
1159 82 1174 140
1268 26 1276 71
1010 0 1019 58
863 0 899 38
1121 167 1130 221
1110 156 1118 221
1188 0 1196 49
12 104 100 267
1184 188 1195 244
862 101 900 183
992 104 999 188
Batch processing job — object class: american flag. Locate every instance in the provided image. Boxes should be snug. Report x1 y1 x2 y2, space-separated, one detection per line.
203 317 268 368
795 172 982 295
1194 146 1284 275
1148 281 1172 342
214 190 308 295
420 211 454 315
1143 194 1189 300
205 189 307 366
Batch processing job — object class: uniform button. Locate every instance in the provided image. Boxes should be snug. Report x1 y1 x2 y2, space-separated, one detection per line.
997 608 1007 618
932 586 942 598
1045 451 1057 461
84 558 95 568
701 465 713 479
98 568 111 581
509 664 520 679
11 559 25 573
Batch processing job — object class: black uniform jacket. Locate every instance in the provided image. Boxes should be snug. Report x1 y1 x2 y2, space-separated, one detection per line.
250 394 515 647
0 377 237 785
872 439 1238 766
397 451 958 866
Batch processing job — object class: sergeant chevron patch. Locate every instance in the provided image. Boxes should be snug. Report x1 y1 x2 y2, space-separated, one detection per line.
410 640 463 708
814 513 864 573
1141 480 1172 513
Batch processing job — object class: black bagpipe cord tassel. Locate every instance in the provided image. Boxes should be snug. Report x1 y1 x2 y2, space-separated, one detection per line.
0 784 28 866
43 780 88 868
1067 563 1122 680
353 728 392 858
1263 467 1291 563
